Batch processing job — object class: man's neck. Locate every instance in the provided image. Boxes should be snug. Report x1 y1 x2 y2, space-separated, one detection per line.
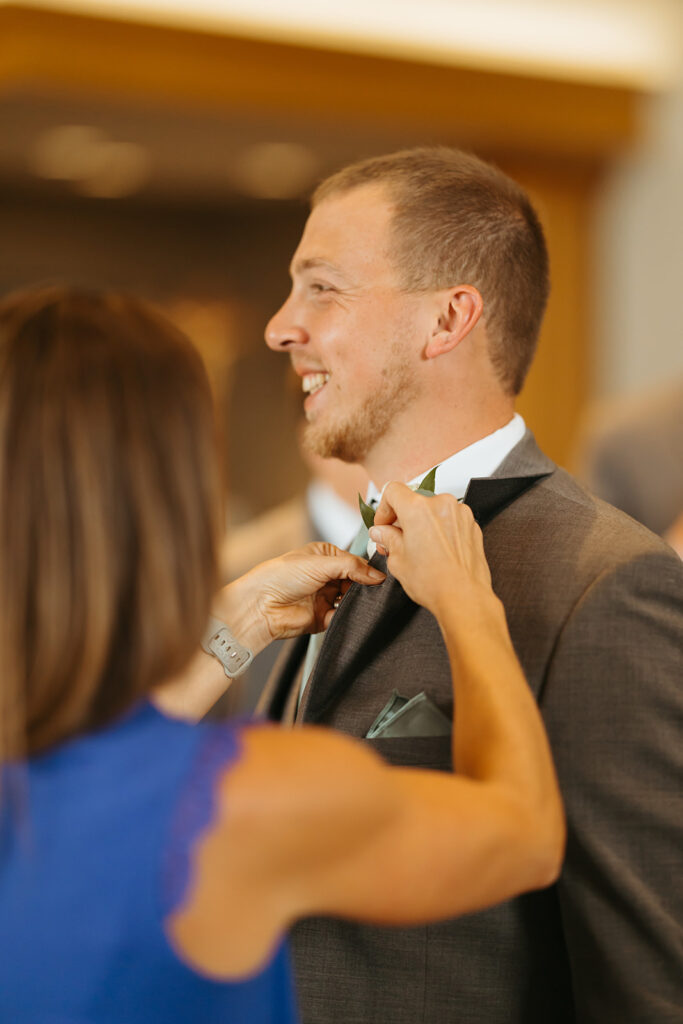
364 408 516 487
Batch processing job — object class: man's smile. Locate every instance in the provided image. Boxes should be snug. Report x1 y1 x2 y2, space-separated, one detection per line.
301 372 332 417
302 372 330 396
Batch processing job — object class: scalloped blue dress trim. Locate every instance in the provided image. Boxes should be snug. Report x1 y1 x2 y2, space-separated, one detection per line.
162 716 248 918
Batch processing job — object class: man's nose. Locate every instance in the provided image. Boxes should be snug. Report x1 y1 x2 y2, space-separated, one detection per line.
265 300 308 351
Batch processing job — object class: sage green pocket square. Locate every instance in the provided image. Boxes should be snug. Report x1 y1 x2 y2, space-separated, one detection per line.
366 690 451 739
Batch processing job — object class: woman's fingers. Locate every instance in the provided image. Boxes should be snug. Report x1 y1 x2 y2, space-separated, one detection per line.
301 551 385 587
366 484 493 611
252 547 386 640
368 523 403 558
348 561 386 583
266 549 384 594
373 482 412 528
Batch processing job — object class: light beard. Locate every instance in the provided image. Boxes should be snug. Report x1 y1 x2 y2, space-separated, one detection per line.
303 357 413 464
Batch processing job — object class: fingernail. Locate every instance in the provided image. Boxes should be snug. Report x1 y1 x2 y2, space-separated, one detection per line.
368 527 380 541
367 567 385 579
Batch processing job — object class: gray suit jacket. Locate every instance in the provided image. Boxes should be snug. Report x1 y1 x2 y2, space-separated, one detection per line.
259 431 683 1024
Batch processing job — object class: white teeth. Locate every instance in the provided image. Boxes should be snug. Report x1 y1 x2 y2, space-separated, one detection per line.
302 372 330 395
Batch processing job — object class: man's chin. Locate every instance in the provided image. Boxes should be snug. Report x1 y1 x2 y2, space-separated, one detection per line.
302 419 368 464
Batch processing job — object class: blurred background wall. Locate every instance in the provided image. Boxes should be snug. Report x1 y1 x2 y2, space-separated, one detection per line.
595 79 683 398
1 0 681 525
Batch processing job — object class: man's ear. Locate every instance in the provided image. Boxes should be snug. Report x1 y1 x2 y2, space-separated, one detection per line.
424 286 484 360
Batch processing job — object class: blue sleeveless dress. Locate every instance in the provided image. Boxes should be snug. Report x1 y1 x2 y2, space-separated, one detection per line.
0 701 300 1023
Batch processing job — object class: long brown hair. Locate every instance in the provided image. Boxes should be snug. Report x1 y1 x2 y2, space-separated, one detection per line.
0 287 223 759
313 147 550 396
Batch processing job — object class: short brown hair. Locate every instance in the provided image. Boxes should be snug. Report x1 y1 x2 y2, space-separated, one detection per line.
0 287 222 758
314 147 550 395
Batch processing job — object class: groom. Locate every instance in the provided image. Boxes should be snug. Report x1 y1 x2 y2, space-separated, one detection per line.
260 148 683 1023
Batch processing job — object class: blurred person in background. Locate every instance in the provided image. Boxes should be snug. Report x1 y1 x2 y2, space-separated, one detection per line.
263 146 683 1024
576 378 683 557
0 287 564 1023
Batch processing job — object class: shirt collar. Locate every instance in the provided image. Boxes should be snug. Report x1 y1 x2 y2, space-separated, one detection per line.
366 413 526 504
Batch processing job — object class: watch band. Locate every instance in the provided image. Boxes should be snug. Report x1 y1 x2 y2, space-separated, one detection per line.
201 617 253 678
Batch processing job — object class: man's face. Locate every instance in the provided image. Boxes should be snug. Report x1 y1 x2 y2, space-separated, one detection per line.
265 185 431 466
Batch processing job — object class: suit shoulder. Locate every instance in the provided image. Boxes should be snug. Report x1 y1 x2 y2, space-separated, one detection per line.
491 464 681 579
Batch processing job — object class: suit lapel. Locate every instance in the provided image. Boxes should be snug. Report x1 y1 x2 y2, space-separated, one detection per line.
297 551 419 723
492 428 556 479
465 474 551 525
256 634 308 721
464 430 554 524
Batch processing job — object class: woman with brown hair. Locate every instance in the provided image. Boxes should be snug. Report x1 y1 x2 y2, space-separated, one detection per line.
0 287 563 1023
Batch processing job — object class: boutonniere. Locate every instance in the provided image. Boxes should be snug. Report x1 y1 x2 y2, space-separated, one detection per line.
359 466 438 557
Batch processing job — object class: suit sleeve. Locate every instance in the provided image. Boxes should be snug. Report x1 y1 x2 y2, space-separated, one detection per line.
541 548 683 1023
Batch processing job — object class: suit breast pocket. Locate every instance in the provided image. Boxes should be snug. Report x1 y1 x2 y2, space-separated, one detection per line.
366 735 453 771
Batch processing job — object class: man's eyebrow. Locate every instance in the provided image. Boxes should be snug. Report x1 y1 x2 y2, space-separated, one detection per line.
291 257 344 277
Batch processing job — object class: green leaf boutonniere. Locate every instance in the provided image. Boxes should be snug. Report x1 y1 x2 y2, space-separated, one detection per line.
358 467 438 529
358 494 377 530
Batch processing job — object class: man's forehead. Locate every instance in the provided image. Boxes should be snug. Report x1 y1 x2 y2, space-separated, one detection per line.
291 187 395 277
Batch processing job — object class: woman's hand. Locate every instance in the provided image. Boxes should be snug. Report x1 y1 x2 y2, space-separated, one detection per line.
214 543 385 655
369 482 491 615
156 546 383 721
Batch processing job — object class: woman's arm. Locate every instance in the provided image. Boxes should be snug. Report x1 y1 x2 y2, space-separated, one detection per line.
168 486 565 978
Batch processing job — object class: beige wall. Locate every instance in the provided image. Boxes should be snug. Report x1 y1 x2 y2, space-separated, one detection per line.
594 80 683 399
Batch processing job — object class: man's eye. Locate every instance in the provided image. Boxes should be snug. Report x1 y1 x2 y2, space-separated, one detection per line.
310 282 334 294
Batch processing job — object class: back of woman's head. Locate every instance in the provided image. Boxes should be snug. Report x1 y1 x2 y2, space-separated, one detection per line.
0 287 222 758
